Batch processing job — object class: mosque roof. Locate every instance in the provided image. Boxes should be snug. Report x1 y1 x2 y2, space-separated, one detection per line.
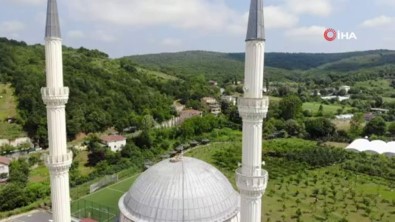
119 157 240 221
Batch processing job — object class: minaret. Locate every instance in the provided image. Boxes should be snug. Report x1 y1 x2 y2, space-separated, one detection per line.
236 0 269 221
41 0 72 221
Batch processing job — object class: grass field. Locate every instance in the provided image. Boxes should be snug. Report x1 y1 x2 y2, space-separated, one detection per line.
303 102 352 116
136 67 179 81
71 173 140 217
0 83 25 139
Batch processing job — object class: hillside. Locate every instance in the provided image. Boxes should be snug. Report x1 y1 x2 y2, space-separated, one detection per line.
126 50 395 83
0 38 183 144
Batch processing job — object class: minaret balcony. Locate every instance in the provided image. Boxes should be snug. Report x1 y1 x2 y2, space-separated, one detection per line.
236 168 268 195
44 150 73 172
41 87 69 106
238 97 269 120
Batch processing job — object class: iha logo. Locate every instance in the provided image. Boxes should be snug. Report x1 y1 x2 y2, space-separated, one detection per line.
324 28 357 41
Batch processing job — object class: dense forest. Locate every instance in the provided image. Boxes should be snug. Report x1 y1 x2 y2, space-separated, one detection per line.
127 50 395 84
0 38 216 145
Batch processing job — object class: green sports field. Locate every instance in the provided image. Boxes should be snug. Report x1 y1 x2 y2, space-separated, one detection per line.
71 174 140 221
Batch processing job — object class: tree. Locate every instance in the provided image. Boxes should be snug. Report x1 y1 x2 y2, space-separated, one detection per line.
8 159 30 185
388 122 395 136
349 113 364 138
364 116 386 136
134 130 153 149
279 95 303 120
0 183 28 211
284 119 305 137
317 104 324 116
337 89 347 96
374 96 384 108
305 118 336 139
87 136 107 166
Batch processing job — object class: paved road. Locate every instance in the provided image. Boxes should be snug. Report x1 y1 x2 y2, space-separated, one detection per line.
1 211 52 222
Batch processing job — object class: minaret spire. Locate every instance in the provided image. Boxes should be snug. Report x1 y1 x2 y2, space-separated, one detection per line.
246 0 265 41
42 0 72 221
45 0 61 38
237 0 269 221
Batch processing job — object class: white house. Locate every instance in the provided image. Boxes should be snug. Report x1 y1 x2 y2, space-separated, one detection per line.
335 114 354 120
221 95 237 106
339 85 351 93
101 135 127 152
0 156 11 182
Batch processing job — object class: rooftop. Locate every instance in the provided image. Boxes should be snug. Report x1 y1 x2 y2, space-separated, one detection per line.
101 135 126 143
119 157 239 221
0 156 11 165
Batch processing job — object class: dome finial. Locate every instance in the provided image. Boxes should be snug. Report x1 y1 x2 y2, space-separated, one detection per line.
246 0 265 41
45 0 61 38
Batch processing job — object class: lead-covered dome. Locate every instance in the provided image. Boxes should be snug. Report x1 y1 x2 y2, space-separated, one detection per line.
119 157 240 222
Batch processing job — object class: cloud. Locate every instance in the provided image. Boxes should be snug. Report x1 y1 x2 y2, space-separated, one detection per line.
161 38 182 47
286 26 326 41
67 30 85 39
378 0 395 7
265 6 299 29
66 0 245 34
92 30 116 42
285 0 332 16
361 15 395 28
0 21 25 33
0 0 45 5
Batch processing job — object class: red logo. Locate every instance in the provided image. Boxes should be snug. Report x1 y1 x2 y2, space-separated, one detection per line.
324 28 337 41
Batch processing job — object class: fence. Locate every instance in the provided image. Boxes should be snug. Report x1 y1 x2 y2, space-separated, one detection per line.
89 174 118 193
71 199 118 222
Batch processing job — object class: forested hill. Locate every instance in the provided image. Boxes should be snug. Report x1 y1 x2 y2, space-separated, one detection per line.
126 50 395 83
0 38 218 144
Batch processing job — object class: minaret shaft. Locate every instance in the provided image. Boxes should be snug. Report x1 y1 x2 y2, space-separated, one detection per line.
42 1 72 222
45 40 64 88
244 41 264 98
237 1 268 222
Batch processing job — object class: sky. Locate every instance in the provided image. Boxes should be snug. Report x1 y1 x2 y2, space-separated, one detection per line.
0 0 395 57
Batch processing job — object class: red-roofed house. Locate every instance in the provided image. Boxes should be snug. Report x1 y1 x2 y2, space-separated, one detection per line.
101 135 126 152
0 156 11 182
179 109 203 124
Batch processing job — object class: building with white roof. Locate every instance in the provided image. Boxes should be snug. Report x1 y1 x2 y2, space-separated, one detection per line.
346 139 395 156
119 157 240 222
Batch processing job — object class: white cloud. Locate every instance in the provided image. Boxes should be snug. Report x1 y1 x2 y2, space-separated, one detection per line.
0 0 45 5
265 6 299 29
285 0 332 16
66 0 245 34
0 21 25 33
378 0 395 7
67 30 85 39
361 15 395 27
92 30 116 43
286 26 326 41
161 38 182 47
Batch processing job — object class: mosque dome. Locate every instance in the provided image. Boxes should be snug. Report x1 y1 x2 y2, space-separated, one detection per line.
118 157 240 222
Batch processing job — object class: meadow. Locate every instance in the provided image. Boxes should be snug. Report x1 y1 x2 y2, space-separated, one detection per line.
0 83 25 139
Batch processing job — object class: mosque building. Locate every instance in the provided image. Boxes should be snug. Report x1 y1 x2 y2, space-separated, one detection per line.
43 0 268 221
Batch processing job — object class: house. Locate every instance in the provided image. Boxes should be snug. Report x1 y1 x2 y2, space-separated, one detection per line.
221 95 237 106
201 97 221 115
370 108 389 114
0 156 11 182
201 97 217 104
335 114 354 120
179 109 203 124
209 80 218 86
101 135 126 152
339 85 351 93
